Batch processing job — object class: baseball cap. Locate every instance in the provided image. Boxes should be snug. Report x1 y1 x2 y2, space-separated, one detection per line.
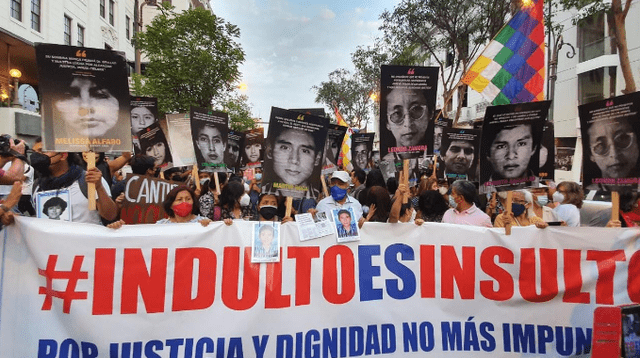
331 171 350 183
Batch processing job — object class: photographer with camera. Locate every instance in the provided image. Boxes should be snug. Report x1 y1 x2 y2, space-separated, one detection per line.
0 135 27 185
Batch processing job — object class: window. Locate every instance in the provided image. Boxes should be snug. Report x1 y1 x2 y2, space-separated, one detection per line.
11 0 22 21
77 25 85 47
30 0 40 31
577 11 617 62
109 0 114 26
126 15 130 40
64 16 72 45
578 67 616 105
100 0 105 18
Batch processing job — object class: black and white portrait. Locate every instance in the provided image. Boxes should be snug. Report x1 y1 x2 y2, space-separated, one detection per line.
226 130 245 172
36 189 72 222
242 128 265 167
190 107 229 173
579 92 640 191
380 65 439 161
36 44 132 152
351 133 374 171
262 107 327 199
138 122 173 171
438 128 481 182
130 97 159 152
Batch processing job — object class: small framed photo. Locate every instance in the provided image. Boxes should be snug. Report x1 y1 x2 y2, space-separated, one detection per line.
251 222 281 263
36 189 72 221
331 207 360 243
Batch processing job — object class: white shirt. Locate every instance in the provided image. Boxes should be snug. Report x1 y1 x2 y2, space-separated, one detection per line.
315 195 363 222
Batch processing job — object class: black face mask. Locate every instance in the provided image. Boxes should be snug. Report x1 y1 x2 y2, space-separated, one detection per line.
259 205 278 220
30 152 52 177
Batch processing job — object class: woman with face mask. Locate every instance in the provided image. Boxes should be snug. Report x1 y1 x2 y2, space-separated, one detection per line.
218 180 254 224
252 194 294 223
551 181 583 227
492 190 548 229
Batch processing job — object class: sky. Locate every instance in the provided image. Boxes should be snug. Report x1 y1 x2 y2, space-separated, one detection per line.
209 0 400 124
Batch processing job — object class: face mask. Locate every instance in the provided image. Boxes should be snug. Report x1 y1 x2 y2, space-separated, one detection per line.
255 173 262 181
173 202 192 217
30 152 52 177
330 185 348 201
259 205 278 220
552 191 565 204
200 178 210 186
536 195 548 206
439 187 448 195
512 203 526 217
240 193 251 207
449 195 457 209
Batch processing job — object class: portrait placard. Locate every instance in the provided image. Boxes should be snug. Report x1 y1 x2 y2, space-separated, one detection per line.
428 116 453 155
137 122 173 171
130 97 158 153
331 207 360 243
262 107 328 199
380 65 439 161
35 189 72 222
251 222 281 263
36 43 132 152
437 128 481 182
165 113 196 167
579 92 640 192
225 130 245 172
321 124 348 174
539 120 555 180
190 107 229 173
351 133 375 171
479 101 550 192
242 128 265 168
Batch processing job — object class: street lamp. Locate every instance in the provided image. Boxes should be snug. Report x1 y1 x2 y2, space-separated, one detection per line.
135 0 158 75
9 68 21 108
547 35 575 122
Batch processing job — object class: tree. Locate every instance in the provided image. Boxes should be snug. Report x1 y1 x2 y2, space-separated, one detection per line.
132 3 245 116
557 0 635 94
380 0 512 121
213 92 257 132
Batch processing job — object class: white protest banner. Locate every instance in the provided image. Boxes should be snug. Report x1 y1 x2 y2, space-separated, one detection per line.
2 217 640 357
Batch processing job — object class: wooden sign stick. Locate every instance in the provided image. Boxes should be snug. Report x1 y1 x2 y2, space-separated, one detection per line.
431 154 438 179
505 191 513 236
193 165 201 191
159 170 165 180
321 173 329 198
285 197 293 218
402 159 409 204
611 191 620 222
213 171 221 195
86 151 96 210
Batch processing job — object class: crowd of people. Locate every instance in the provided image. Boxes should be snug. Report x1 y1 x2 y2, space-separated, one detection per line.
0 134 637 231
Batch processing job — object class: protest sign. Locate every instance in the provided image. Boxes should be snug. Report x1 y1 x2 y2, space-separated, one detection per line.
166 113 196 167
119 174 179 224
137 122 173 171
380 65 439 161
3 218 639 357
251 221 281 263
226 130 246 172
351 133 375 171
539 120 555 181
35 189 72 221
242 128 265 168
36 43 132 152
428 116 452 155
262 107 328 199
322 124 348 174
579 92 640 192
480 101 551 192
130 97 158 153
555 137 577 171
190 107 229 173
437 128 481 182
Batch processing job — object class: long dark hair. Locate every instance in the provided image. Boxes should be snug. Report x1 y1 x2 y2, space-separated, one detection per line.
366 186 391 222
218 180 244 211
418 190 449 217
163 185 199 217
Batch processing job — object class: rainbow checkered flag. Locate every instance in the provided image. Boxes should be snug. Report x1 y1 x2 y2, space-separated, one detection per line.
462 0 545 105
333 103 353 171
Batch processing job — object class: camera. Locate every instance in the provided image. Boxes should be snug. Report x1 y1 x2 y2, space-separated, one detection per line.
0 134 29 158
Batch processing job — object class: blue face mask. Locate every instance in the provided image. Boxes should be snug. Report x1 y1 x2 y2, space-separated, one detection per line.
330 185 348 201
255 173 262 181
512 203 526 217
449 195 457 209
536 195 548 206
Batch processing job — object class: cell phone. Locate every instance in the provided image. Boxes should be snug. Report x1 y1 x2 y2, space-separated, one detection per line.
546 221 562 226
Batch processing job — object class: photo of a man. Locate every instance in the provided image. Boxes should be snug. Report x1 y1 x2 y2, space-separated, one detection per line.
439 128 480 181
480 101 549 192
579 92 640 191
380 65 439 161
351 133 374 171
190 107 229 172
332 207 359 242
251 222 280 263
36 44 132 152
262 107 327 199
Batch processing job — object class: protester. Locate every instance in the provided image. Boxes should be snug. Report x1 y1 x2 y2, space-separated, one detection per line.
442 180 492 227
350 169 366 200
389 183 415 223
414 190 450 225
493 190 547 228
218 180 253 224
551 181 582 227
0 182 23 225
528 186 556 222
78 151 131 189
199 172 227 221
361 186 391 223
313 171 363 223
0 136 27 184
31 150 117 224
253 193 293 223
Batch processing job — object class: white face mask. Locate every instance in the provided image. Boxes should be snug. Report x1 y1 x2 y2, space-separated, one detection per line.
200 178 210 186
439 187 448 195
552 191 565 204
239 193 251 207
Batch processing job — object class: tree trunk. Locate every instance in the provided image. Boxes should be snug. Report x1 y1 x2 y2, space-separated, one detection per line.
611 0 636 94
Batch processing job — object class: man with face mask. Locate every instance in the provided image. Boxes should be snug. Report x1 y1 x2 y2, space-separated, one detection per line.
30 149 117 224
310 171 363 223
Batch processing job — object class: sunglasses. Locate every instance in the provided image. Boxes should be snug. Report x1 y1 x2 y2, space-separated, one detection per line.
388 104 427 125
591 132 635 156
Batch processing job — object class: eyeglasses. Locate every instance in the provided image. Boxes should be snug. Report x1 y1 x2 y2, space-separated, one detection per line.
388 104 427 125
591 132 635 156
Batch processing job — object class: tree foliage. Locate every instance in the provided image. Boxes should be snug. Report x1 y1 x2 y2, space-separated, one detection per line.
132 3 245 115
213 92 257 132
380 0 512 120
